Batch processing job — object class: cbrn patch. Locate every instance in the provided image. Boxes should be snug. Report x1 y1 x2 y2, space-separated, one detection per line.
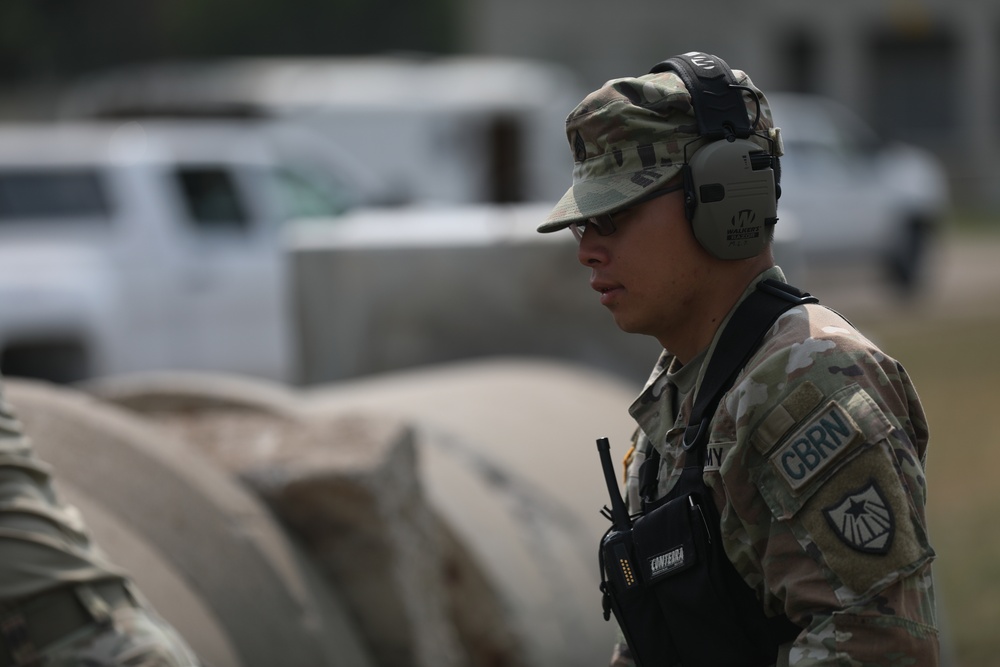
770 400 862 492
823 480 894 554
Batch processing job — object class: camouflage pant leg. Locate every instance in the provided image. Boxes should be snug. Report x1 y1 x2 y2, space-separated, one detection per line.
37 606 201 667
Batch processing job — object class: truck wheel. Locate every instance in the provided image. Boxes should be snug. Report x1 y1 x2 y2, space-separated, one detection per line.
0 339 89 383
886 216 934 296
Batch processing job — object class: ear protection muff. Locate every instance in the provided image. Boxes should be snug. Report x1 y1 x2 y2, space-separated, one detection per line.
649 52 778 260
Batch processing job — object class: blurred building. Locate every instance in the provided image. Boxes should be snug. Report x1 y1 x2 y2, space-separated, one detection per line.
460 0 995 208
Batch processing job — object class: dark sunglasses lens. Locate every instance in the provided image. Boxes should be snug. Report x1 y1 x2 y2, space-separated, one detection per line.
591 215 615 236
570 212 619 240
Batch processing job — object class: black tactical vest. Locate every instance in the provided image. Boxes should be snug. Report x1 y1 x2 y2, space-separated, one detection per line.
599 280 814 667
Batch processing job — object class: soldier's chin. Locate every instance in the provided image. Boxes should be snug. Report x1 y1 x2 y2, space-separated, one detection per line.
609 314 646 337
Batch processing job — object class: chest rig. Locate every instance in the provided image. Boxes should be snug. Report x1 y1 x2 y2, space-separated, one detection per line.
598 279 815 667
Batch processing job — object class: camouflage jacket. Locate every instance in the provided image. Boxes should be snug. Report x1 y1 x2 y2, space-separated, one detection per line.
0 377 127 601
617 267 938 666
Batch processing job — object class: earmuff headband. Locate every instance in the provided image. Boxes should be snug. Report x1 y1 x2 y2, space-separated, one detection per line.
649 52 752 141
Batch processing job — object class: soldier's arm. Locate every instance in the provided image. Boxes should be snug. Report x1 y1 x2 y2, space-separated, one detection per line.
781 565 938 666
766 420 939 665
731 330 939 665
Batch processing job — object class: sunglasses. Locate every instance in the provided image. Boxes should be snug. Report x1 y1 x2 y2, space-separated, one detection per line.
569 182 685 241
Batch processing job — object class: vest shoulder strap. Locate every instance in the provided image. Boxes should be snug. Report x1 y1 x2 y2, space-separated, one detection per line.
638 279 817 496
684 279 818 458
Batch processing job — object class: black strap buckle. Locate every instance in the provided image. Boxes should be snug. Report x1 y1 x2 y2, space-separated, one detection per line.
757 278 818 305
682 419 709 451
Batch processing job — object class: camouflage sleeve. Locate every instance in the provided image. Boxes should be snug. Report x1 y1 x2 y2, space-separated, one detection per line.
609 635 635 667
718 306 939 666
782 566 938 665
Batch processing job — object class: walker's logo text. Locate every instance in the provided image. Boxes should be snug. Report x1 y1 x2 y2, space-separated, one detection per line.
649 546 686 579
823 481 895 554
726 209 760 243
771 401 862 490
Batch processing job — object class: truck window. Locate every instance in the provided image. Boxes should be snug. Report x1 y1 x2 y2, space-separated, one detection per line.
175 167 249 231
488 115 524 203
272 167 352 220
0 169 110 220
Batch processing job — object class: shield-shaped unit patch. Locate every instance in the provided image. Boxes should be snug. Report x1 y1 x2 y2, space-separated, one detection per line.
822 480 895 555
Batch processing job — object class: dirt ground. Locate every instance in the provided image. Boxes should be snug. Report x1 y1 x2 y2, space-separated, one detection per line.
800 229 1000 324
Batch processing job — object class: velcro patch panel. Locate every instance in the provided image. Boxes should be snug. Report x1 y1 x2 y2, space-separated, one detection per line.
752 381 824 455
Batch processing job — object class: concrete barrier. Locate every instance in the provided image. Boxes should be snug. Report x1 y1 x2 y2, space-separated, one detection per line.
287 204 664 386
285 202 801 386
86 359 645 667
87 371 525 667
301 357 642 667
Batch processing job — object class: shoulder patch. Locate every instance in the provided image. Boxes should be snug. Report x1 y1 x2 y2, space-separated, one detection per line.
770 400 863 491
823 480 894 554
752 381 824 455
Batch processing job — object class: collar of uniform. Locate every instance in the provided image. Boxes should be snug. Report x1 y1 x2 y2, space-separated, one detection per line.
628 265 788 445
667 349 703 401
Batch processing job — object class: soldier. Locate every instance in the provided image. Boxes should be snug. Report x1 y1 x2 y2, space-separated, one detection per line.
537 52 938 666
0 375 201 667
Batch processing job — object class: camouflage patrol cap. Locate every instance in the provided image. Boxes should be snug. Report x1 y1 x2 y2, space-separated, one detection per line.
538 66 781 233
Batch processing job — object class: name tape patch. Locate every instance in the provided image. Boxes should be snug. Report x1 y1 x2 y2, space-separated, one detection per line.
649 546 686 579
703 443 731 472
770 400 862 491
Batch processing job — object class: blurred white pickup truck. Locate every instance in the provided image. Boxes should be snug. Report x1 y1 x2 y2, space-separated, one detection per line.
0 119 373 383
0 119 594 386
768 93 950 293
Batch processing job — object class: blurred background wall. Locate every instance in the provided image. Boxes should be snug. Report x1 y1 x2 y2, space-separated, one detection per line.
465 0 994 209
0 0 995 210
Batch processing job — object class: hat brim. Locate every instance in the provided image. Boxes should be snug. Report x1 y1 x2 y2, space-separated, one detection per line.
537 165 684 233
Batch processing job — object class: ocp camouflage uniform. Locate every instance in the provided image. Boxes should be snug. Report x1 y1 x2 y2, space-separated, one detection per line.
616 267 938 666
0 377 201 667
